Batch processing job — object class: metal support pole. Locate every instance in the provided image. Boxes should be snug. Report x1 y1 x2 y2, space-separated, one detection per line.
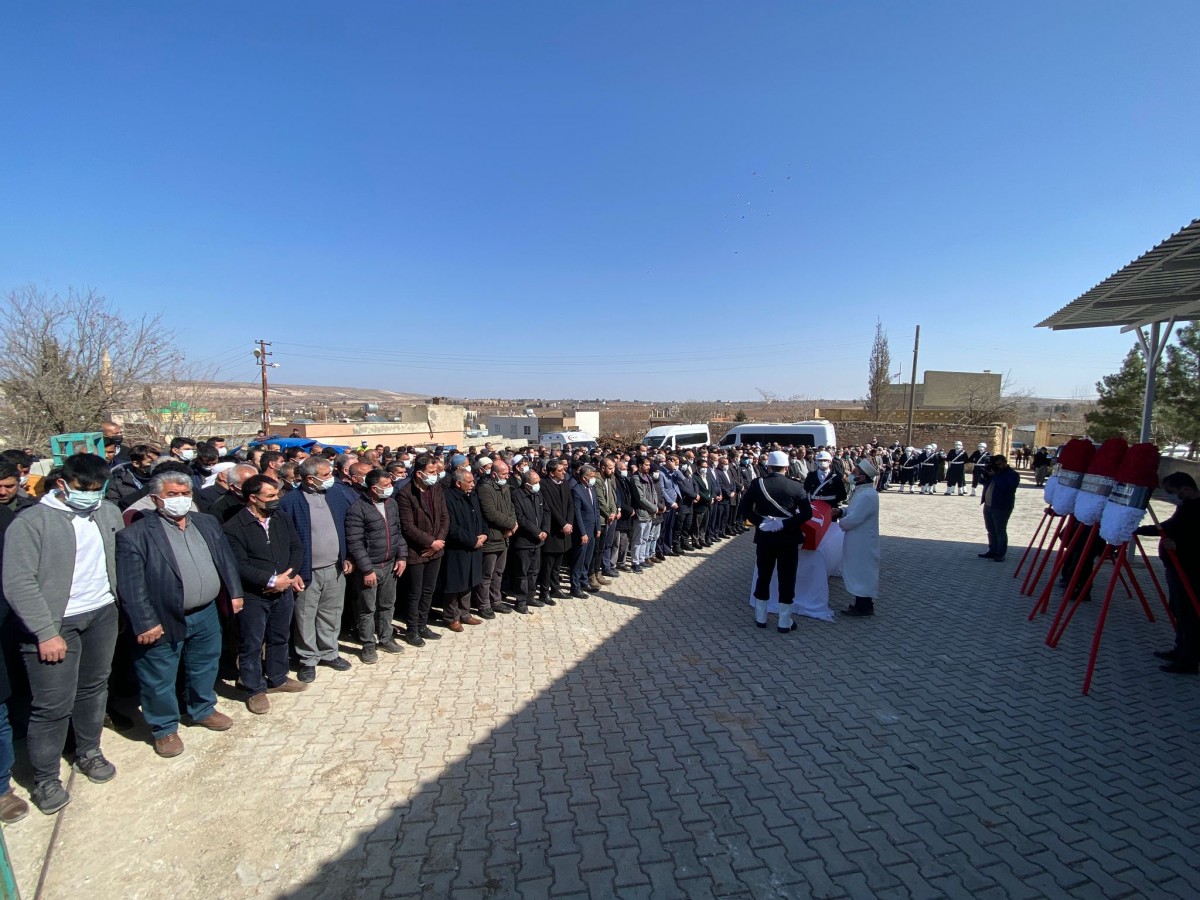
905 325 919 448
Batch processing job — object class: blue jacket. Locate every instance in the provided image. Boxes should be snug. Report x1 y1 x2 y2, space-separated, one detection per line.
980 467 1020 513
572 480 600 541
279 486 351 582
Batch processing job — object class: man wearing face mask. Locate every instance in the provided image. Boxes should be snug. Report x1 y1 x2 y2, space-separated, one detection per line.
104 444 159 508
169 437 198 465
691 457 715 549
568 464 601 598
397 456 450 647
804 451 847 508
223 475 308 714
345 470 408 661
832 458 882 617
279 457 354 681
115 472 244 758
475 460 517 617
99 420 131 468
2 453 123 813
511 469 550 612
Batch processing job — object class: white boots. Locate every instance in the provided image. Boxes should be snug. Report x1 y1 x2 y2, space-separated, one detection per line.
754 599 769 629
777 604 796 633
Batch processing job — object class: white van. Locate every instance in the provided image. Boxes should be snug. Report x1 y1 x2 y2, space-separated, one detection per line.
718 420 837 449
641 424 711 451
539 431 599 452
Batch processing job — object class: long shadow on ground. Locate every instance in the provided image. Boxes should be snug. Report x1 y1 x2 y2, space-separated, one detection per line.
283 527 1200 899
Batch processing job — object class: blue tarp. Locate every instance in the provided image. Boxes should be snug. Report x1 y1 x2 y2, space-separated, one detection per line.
246 436 351 453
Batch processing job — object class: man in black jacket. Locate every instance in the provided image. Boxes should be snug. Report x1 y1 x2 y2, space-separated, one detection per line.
511 469 551 612
344 470 407 663
115 471 244 758
222 476 308 714
538 460 573 601
1135 472 1200 675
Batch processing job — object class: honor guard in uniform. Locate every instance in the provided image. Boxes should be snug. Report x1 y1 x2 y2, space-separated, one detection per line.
917 445 938 494
736 450 813 634
804 451 847 507
969 443 991 496
896 446 919 493
944 441 968 496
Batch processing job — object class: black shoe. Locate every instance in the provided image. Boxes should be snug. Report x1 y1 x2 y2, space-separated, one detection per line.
1153 648 1179 661
602 570 619 578
840 607 875 618
360 645 378 665
73 750 117 784
514 604 533 615
777 622 797 633
404 631 426 648
542 596 557 606
549 590 567 600
378 640 404 654
493 603 513 615
320 656 352 671
31 780 71 815
1160 661 1199 675
418 626 442 640
570 588 587 599
991 557 1005 563
297 664 317 683
756 621 767 629
631 564 643 574
978 552 996 559
478 609 497 620
528 598 545 608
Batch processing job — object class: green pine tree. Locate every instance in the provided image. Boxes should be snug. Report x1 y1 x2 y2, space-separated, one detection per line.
1086 345 1152 441
1160 323 1200 456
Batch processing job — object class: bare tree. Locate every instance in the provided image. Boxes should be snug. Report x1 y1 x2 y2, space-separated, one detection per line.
127 362 234 446
0 286 174 451
676 401 718 424
862 320 899 419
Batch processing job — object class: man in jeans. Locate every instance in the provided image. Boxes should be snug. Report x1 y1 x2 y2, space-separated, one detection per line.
2 453 122 813
279 457 353 682
116 471 244 758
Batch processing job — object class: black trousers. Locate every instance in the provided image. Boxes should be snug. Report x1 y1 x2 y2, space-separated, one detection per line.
693 505 710 542
405 558 443 631
1167 567 1200 665
753 539 800 606
239 591 295 695
946 466 966 488
513 546 542 604
538 551 565 595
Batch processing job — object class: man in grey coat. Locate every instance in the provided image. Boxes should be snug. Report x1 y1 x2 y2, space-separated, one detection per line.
2 454 123 814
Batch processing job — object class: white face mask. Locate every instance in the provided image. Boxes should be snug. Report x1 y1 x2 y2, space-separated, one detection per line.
377 486 394 499
158 495 192 518
588 477 597 486
530 482 541 493
316 476 335 491
217 447 228 457
179 449 196 462
422 473 439 487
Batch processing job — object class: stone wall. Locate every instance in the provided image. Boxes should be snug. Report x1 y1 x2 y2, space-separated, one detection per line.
832 420 1010 453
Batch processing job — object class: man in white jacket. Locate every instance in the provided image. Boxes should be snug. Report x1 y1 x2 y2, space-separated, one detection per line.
833 457 880 617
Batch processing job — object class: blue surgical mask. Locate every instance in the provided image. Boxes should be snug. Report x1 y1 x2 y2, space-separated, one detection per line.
62 485 105 511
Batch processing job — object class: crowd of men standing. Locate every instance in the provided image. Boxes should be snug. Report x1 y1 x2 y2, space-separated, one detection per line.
0 422 1015 823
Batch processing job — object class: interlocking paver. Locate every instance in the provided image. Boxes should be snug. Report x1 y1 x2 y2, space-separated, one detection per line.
6 476 1198 898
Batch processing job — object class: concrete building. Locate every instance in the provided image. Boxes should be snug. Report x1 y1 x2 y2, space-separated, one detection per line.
884 370 1002 410
487 414 540 442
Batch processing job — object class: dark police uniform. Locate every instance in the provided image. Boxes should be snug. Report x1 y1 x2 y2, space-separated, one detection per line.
736 473 813 609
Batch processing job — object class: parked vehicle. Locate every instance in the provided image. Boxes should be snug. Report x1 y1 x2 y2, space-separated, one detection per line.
641 424 711 450
718 420 837 448
539 431 598 452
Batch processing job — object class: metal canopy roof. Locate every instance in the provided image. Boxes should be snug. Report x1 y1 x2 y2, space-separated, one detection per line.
1037 218 1200 333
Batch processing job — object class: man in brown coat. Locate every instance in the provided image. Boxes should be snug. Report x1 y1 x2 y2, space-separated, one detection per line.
396 455 449 648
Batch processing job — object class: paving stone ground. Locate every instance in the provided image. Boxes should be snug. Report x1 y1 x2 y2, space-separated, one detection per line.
6 473 1199 898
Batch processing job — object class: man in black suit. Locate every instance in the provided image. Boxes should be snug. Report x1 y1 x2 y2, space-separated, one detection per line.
538 459 573 602
222 475 308 715
115 471 244 758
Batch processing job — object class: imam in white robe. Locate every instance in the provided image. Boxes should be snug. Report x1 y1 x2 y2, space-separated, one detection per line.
838 484 879 598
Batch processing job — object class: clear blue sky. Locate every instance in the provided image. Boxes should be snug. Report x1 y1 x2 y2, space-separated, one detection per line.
2 2 1197 402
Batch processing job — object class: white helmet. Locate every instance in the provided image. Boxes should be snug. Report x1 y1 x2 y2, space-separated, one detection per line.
815 450 832 462
978 442 987 451
930 443 938 451
906 446 914 453
924 444 933 452
954 441 963 450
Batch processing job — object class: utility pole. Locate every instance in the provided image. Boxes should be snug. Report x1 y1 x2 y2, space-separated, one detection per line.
253 340 274 433
905 325 920 448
